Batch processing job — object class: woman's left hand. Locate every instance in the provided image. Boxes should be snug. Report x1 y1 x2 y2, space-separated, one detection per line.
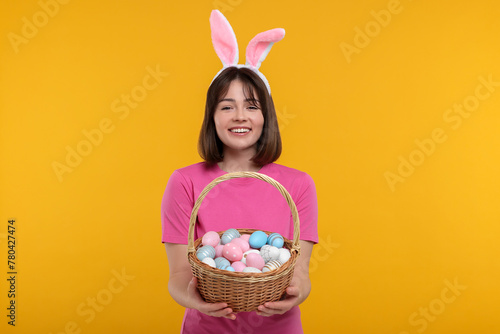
256 276 310 316
256 240 314 317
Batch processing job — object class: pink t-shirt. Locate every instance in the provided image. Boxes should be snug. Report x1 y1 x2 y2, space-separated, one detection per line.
161 162 318 334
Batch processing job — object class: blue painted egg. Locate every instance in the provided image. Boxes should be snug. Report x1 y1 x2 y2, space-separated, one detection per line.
249 231 268 249
214 257 230 269
196 245 215 261
267 233 284 248
221 228 241 244
219 264 235 271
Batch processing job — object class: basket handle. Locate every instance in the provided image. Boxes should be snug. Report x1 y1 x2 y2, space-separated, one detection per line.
187 171 301 254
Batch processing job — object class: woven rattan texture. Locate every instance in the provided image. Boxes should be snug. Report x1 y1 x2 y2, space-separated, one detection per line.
187 172 301 313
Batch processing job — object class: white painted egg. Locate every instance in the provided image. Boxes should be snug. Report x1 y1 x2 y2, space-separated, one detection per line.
201 257 216 268
242 267 262 273
278 248 291 264
260 245 280 263
262 260 283 273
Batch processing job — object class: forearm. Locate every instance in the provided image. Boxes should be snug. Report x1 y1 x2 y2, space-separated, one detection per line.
168 270 194 309
291 254 312 305
292 270 311 305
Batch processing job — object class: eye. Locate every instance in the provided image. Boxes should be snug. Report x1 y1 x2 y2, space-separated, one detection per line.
220 106 232 110
247 105 260 110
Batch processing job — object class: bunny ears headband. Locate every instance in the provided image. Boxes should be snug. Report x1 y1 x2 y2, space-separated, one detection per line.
209 10 285 95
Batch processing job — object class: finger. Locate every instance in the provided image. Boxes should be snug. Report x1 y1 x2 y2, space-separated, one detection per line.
204 306 237 320
263 294 299 313
187 278 202 300
188 277 198 292
188 278 235 319
201 302 228 312
265 296 297 310
206 307 235 319
285 286 300 297
257 300 294 316
257 306 281 317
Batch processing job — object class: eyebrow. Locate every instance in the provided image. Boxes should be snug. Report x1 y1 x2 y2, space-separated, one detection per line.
218 98 260 103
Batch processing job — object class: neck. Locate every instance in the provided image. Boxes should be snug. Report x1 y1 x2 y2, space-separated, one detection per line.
218 148 263 173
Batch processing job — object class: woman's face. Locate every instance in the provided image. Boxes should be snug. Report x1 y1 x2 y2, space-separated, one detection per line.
214 79 264 155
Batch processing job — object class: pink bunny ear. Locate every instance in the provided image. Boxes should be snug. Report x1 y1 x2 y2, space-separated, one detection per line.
210 10 239 67
245 28 285 69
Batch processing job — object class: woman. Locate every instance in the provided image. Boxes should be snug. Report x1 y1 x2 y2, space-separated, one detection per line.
161 10 318 333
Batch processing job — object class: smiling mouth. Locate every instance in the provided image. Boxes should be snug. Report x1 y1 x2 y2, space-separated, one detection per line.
229 128 250 133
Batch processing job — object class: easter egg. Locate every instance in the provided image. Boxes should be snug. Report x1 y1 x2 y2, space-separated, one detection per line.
242 267 262 273
278 248 291 264
219 264 235 271
231 238 250 253
215 244 224 258
214 257 230 269
231 261 246 272
260 245 280 263
196 245 215 261
240 234 251 242
267 233 284 248
246 253 265 270
201 257 216 268
202 231 220 248
241 250 260 265
249 231 267 249
262 260 283 273
221 228 240 244
223 242 243 261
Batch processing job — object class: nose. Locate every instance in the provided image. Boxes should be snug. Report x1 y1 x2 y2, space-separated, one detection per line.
232 106 247 121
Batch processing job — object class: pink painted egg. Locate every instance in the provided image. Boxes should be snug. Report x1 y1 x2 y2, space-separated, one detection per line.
215 244 224 258
246 253 265 270
241 250 260 265
231 261 246 272
231 238 250 253
202 231 220 248
240 234 251 242
223 242 243 262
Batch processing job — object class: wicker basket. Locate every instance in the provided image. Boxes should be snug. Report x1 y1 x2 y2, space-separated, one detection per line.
187 171 301 313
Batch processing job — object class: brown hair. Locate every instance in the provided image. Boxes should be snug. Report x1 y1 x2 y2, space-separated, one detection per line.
198 67 282 166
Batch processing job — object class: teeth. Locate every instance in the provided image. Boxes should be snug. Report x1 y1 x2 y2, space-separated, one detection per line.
230 128 250 133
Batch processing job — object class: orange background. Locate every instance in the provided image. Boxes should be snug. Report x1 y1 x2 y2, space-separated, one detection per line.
1 0 500 333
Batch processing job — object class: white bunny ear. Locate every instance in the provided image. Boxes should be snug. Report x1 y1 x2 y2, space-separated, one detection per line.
245 28 285 69
210 10 239 67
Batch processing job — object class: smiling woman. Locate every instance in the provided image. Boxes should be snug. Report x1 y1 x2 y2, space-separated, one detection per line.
160 9 318 334
199 67 281 172
214 79 265 166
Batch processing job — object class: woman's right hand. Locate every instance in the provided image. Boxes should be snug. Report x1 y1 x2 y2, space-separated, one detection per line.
187 277 236 320
165 243 236 320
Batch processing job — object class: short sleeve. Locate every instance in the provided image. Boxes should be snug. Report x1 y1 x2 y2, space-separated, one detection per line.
161 170 194 244
295 173 319 244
